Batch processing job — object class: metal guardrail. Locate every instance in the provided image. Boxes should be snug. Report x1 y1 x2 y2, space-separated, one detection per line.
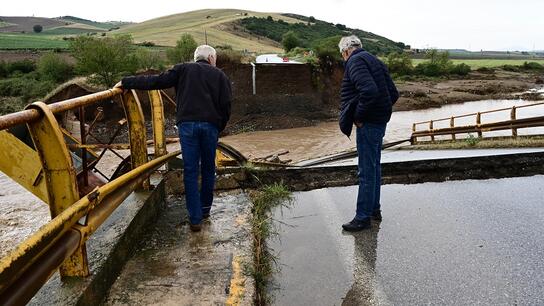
0 86 180 305
411 101 544 143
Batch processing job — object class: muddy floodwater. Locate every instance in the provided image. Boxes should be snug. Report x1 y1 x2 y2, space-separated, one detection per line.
270 176 544 305
223 98 544 163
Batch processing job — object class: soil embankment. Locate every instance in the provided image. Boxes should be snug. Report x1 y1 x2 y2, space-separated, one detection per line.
394 70 543 111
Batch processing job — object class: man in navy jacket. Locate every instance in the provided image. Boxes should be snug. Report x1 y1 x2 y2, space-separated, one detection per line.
338 36 399 231
118 45 232 232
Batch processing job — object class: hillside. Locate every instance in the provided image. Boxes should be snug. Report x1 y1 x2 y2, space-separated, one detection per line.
0 10 406 54
114 9 304 53
0 16 129 35
114 9 406 54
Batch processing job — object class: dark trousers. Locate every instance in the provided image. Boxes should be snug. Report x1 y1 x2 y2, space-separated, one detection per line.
177 121 218 225
355 123 386 220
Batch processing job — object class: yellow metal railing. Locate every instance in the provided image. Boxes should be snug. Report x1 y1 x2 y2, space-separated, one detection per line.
0 86 179 305
411 101 544 143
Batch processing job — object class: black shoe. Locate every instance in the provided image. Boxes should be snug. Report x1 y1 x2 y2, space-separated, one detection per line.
189 223 202 232
372 210 382 222
342 218 371 232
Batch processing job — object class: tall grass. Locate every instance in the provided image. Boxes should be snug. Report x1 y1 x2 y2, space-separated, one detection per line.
246 181 292 305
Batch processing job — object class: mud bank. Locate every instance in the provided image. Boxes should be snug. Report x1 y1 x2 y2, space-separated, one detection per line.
394 70 543 111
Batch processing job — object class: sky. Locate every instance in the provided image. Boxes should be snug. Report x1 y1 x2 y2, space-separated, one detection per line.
3 0 543 51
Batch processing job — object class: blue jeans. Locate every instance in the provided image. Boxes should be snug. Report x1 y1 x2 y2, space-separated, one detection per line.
355 123 386 220
177 121 219 225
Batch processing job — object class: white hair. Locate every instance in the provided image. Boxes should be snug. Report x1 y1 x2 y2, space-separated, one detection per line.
194 45 216 62
338 35 362 53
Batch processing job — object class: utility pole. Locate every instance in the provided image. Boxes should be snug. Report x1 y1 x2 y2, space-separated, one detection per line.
205 30 208 45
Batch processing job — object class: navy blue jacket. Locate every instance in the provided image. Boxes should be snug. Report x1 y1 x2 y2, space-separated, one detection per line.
339 48 399 137
122 60 232 132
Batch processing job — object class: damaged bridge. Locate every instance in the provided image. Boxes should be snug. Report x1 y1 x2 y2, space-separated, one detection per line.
0 86 543 305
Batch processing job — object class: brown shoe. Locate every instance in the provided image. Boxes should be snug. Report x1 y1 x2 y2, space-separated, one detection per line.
189 223 202 232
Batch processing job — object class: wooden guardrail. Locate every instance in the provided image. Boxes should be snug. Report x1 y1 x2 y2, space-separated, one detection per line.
411 101 544 144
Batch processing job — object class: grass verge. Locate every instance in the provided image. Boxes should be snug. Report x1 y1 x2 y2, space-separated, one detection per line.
409 136 544 150
246 181 292 306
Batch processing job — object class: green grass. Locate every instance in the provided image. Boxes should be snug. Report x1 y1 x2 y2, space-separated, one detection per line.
0 33 68 49
413 58 544 69
247 182 292 305
42 27 103 35
410 136 544 150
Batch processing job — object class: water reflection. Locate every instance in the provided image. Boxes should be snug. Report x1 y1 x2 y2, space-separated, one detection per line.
342 224 382 306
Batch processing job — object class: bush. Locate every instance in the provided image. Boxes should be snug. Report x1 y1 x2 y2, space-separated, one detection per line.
70 34 138 87
502 64 520 72
215 44 233 50
166 34 197 64
138 41 156 47
414 49 454 77
0 97 27 115
385 52 413 75
216 49 243 66
37 53 74 82
0 74 55 102
281 31 300 52
33 25 43 33
135 49 164 71
522 61 544 71
476 67 495 74
312 35 342 62
7 60 36 75
450 63 471 76
0 61 7 78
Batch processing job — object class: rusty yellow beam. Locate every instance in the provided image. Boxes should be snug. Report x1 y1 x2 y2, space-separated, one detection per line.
149 90 167 158
0 131 48 203
122 90 149 189
0 150 180 302
68 143 132 150
0 88 123 132
25 102 89 278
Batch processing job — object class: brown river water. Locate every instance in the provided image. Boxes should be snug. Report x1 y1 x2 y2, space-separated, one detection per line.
1 98 543 257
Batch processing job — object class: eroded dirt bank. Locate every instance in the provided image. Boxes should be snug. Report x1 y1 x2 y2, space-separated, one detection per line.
394 70 543 111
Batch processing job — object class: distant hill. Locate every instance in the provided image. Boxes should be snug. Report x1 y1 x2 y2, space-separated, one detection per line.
114 9 304 53
114 9 406 54
0 10 406 55
240 13 406 54
56 16 132 30
0 15 130 35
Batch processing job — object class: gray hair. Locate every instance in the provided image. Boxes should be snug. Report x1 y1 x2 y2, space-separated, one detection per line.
338 35 362 53
194 45 216 62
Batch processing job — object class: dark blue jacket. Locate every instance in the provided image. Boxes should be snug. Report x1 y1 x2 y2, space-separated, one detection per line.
122 60 232 132
339 48 399 137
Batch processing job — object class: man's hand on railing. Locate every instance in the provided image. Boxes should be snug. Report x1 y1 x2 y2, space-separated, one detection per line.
113 81 123 90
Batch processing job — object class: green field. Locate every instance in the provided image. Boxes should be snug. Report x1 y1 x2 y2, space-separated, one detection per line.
0 33 69 49
413 58 544 68
42 27 103 35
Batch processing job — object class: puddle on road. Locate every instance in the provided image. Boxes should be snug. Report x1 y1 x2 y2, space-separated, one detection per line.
269 176 544 305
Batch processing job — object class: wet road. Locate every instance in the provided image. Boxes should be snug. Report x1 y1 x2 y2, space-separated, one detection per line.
270 175 544 305
104 191 254 305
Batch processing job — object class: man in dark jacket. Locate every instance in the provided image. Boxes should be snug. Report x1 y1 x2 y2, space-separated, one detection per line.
117 45 232 232
338 36 399 232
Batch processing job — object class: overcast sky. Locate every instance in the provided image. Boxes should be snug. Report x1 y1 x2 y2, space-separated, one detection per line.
3 0 543 51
